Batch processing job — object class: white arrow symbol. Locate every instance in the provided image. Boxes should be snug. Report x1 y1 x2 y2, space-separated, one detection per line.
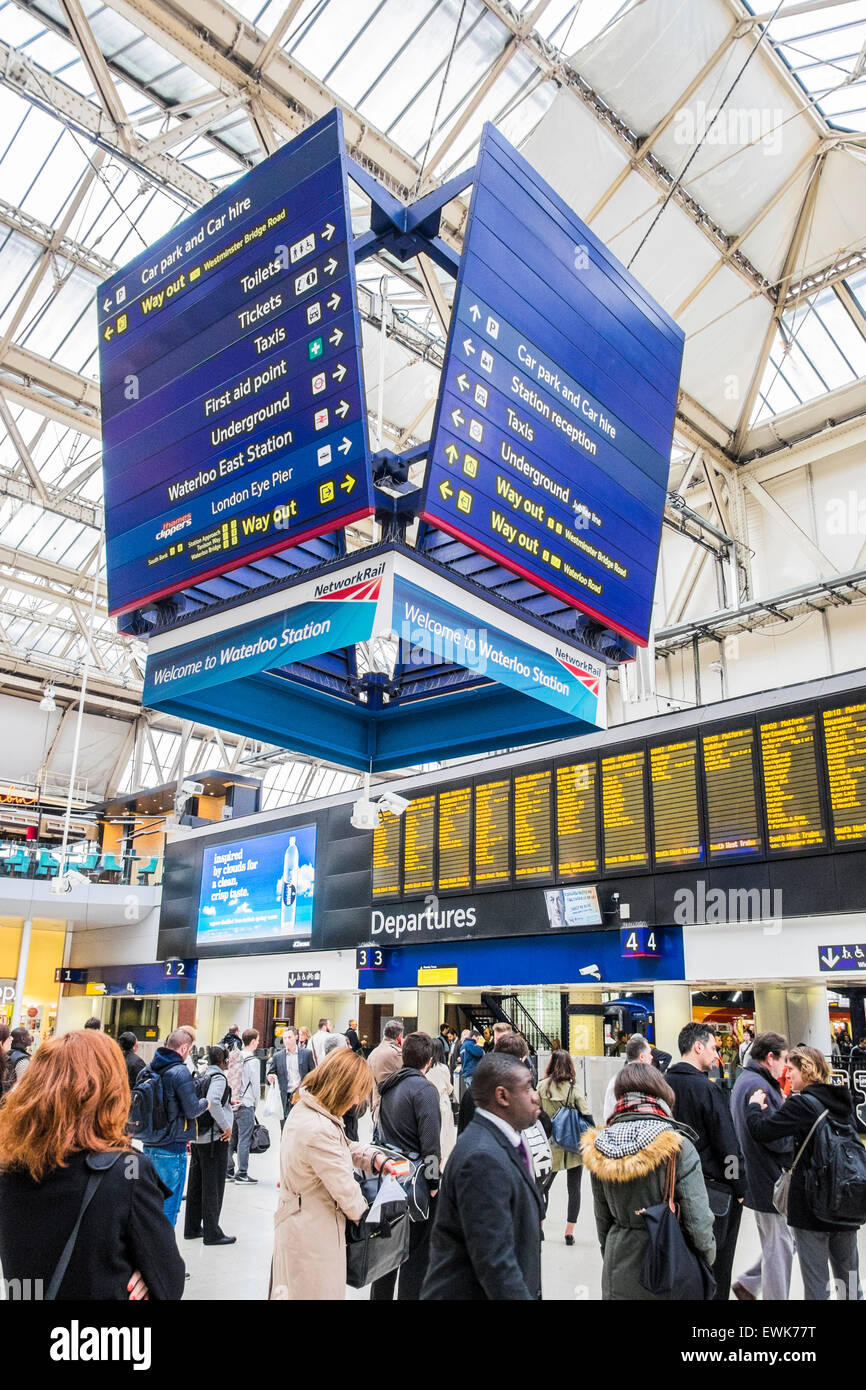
322 222 336 241
324 257 338 276
456 372 470 392
338 436 351 455
469 304 481 322
335 399 350 419
329 327 344 346
102 295 112 312
327 292 341 310
451 408 465 427
821 948 841 969
332 362 347 382
462 337 474 355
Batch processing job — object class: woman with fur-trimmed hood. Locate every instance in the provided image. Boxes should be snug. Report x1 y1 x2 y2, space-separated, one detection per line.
581 1062 716 1300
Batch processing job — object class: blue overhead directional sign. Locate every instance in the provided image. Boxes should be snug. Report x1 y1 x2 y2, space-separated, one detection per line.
421 125 684 646
98 110 372 618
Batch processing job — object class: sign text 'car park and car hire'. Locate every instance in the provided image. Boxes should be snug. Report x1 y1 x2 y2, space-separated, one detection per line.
99 110 371 617
421 125 684 646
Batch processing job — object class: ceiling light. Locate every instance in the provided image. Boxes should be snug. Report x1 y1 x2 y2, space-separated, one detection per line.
39 685 56 712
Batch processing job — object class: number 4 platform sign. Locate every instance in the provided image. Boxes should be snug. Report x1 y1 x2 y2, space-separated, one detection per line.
621 924 660 959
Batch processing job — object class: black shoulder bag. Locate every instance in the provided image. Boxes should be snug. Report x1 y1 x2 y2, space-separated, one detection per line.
638 1152 716 1301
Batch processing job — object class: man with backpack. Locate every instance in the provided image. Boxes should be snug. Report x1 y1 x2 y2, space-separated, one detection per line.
746 1042 866 1300
129 1027 207 1227
3 1028 33 1091
227 1028 261 1184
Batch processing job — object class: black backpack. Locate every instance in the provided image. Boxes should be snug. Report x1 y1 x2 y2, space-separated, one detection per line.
2 1048 28 1093
802 1095 866 1229
194 1070 230 1136
128 1065 173 1144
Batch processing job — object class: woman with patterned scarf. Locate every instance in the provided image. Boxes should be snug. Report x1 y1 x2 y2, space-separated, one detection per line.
581 1062 716 1299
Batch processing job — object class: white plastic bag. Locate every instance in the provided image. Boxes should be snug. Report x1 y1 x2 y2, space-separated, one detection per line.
365 1174 407 1223
263 1082 284 1120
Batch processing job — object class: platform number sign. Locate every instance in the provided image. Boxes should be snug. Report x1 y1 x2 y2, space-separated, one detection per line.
163 959 195 978
357 946 385 970
620 925 660 959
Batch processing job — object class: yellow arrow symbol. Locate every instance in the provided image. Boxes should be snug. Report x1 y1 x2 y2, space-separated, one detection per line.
444 443 459 465
439 480 454 501
340 473 356 493
103 325 114 341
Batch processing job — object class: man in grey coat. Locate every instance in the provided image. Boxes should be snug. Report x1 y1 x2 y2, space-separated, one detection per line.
730 1031 794 1301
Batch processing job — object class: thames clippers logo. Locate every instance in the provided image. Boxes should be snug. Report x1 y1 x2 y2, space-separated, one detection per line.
156 512 192 541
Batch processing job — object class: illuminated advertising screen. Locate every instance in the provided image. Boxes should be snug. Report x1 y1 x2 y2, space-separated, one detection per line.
197 823 317 945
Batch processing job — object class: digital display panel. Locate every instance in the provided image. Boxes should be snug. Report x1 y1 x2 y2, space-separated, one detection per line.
438 786 472 891
602 750 648 870
759 714 826 852
544 884 602 929
475 778 511 886
514 769 553 881
823 702 866 845
650 740 702 866
197 823 316 944
99 111 372 617
703 727 762 860
403 793 436 894
421 124 684 645
555 760 598 877
372 810 401 899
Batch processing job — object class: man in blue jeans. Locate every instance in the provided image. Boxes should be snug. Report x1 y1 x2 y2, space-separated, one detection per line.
143 1028 207 1226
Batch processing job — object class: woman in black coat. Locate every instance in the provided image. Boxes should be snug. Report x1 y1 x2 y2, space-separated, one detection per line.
0 1029 185 1300
746 1043 862 1301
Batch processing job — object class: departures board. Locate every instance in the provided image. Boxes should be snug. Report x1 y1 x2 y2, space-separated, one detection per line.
371 688 866 899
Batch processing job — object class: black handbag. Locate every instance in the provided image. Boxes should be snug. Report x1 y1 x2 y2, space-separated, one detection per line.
250 1115 270 1154
345 1174 411 1288
639 1154 716 1300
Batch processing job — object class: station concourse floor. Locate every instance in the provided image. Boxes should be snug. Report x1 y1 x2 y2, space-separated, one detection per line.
181 1111 866 1301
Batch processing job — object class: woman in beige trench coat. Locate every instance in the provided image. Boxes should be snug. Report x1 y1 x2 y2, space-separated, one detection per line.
270 1047 395 1300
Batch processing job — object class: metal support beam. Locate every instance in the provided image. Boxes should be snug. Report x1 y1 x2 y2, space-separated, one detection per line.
57 0 133 150
741 474 840 575
731 152 827 456
0 394 49 504
0 38 215 205
252 0 307 77
586 24 739 225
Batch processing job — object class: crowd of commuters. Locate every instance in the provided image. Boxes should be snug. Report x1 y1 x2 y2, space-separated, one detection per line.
0 1011 863 1301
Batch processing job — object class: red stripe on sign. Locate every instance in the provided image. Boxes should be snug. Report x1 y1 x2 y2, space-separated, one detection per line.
557 659 600 697
109 508 374 617
420 511 646 648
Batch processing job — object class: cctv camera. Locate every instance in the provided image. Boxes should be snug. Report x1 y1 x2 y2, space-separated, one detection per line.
181 780 204 796
350 798 382 832
579 964 601 979
377 791 410 817
50 869 90 895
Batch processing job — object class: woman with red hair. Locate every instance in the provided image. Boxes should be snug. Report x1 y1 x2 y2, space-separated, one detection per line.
0 1029 185 1299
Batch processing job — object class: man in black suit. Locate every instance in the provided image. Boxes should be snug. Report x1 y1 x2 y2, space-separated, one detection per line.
421 1053 544 1301
266 1027 314 1128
